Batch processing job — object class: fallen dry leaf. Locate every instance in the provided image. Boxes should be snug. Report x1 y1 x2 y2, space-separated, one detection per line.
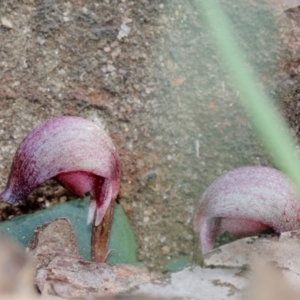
29 218 80 270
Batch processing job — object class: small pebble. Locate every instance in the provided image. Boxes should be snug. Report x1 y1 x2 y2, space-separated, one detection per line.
145 87 152 94
1 17 13 29
160 236 166 243
107 64 116 72
111 48 121 58
117 23 131 40
59 196 67 203
141 170 159 182
37 197 44 203
136 159 145 169
143 210 152 216
110 41 119 48
162 246 170 254
54 186 66 197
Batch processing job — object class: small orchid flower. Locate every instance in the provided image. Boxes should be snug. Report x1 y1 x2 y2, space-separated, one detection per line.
193 166 300 254
0 116 120 227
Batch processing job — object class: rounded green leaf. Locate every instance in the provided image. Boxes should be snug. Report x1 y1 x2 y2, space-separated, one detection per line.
0 198 141 266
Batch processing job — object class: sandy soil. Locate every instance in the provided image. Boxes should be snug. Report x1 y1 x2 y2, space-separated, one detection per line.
0 0 300 270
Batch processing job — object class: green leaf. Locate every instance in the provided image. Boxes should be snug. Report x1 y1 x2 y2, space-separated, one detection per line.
162 257 191 273
0 197 91 258
107 204 144 267
0 198 141 266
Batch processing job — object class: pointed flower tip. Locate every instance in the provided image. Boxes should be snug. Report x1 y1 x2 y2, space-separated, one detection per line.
0 116 121 225
194 166 300 254
0 185 22 205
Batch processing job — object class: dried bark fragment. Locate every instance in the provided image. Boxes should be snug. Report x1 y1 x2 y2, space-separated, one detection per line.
36 256 158 298
28 218 79 270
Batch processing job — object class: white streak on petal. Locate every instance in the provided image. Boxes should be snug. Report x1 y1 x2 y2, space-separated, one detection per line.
87 200 97 225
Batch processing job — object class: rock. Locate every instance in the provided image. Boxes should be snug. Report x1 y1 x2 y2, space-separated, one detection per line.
28 218 79 270
118 23 131 40
1 17 13 29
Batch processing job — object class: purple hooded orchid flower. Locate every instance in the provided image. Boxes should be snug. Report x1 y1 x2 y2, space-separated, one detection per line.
193 166 300 254
0 116 120 226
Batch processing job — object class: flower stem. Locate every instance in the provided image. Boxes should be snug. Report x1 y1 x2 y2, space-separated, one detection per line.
91 202 114 262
